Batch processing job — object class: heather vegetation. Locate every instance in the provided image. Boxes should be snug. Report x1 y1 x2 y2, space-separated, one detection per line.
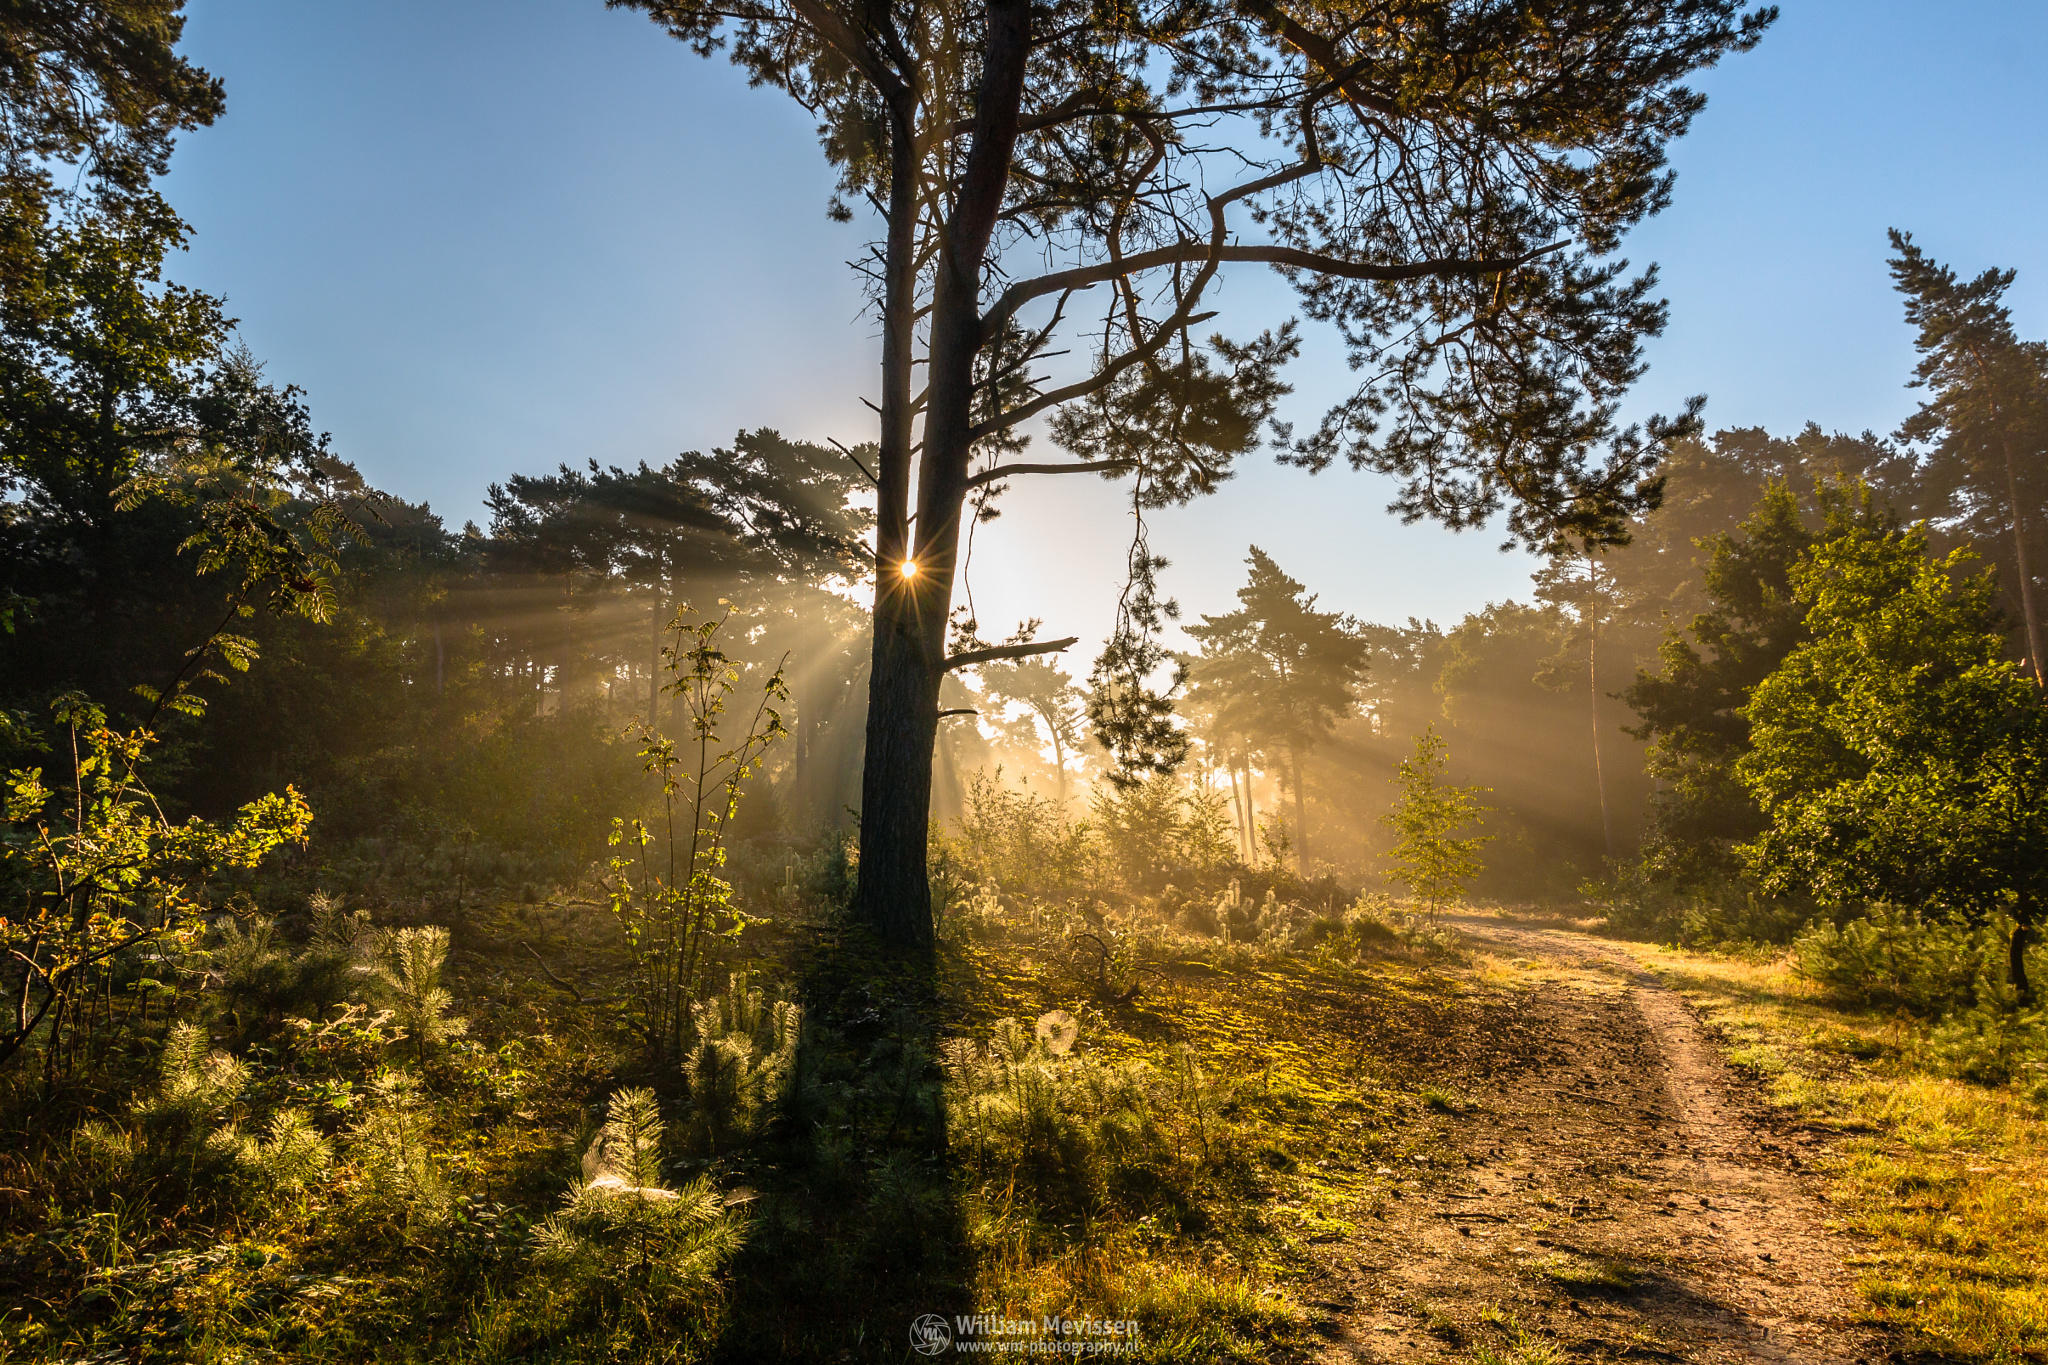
5 3 2048 1363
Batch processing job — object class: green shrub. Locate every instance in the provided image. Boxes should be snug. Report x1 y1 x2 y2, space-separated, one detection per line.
1923 1002 2048 1089
1793 905 2001 1016
204 1107 333 1205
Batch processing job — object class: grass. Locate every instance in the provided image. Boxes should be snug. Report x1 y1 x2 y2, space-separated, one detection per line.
0 887 1488 1365
1528 1250 1637 1291
935 922 1457 1361
1618 940 2048 1364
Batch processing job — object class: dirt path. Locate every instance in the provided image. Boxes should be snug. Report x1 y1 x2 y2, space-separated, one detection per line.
1309 920 1887 1364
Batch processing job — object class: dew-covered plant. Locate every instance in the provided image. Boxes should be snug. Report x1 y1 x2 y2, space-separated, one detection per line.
354 925 468 1065
683 971 802 1152
526 1087 740 1337
944 1011 1249 1234
350 1067 447 1225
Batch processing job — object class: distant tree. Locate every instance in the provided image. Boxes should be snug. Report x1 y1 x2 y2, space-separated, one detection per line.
1737 522 2048 1004
1534 551 1624 857
975 652 1084 809
1888 230 2048 685
1183 548 1367 874
1434 599 1610 882
1578 424 1915 659
1177 653 1259 862
616 0 1772 947
1383 726 1489 916
484 431 872 727
1626 480 1892 884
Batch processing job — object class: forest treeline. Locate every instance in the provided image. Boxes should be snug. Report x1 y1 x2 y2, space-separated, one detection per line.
9 261 2040 923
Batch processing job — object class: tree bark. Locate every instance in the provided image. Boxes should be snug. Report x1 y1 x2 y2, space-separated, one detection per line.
1587 557 1614 859
1288 742 1309 875
853 0 1032 948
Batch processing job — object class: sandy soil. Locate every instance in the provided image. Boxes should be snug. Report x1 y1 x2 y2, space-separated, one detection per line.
1308 920 1889 1364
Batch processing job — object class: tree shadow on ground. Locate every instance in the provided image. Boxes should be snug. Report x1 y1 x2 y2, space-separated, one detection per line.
711 922 972 1362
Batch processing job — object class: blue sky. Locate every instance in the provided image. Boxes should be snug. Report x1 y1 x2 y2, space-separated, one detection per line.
166 0 2048 648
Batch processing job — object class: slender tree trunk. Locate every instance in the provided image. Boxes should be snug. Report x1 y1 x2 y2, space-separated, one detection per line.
2013 910 2037 1008
647 555 664 732
1998 436 2045 687
852 98 939 949
1587 557 1614 858
1226 759 1248 860
1961 343 2045 687
1288 743 1310 876
853 0 1031 948
793 693 811 827
1049 723 1067 812
1242 757 1257 862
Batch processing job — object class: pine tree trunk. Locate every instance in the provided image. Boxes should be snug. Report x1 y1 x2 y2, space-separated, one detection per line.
1242 757 1257 862
1587 559 1614 858
851 0 1031 949
1226 760 1248 860
1999 435 2045 687
1049 722 1067 812
853 566 945 950
1288 743 1310 875
647 553 664 732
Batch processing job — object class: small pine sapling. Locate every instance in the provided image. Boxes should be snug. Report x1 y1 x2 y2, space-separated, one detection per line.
682 972 802 1152
533 1087 739 1298
354 926 468 1066
1383 727 1492 918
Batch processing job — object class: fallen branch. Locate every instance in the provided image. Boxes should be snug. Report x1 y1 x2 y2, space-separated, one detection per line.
521 941 583 1003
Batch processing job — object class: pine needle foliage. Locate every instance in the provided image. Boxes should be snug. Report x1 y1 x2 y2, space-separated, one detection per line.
1383 726 1492 916
350 1067 448 1224
353 925 468 1065
523 1087 741 1350
683 971 802 1153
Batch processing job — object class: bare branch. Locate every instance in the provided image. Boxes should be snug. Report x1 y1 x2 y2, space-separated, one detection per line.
827 437 881 487
965 459 1136 489
984 239 1567 340
943 636 1081 672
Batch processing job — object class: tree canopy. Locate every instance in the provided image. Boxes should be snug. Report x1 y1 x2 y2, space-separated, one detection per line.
1737 521 2048 1001
616 0 1776 945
